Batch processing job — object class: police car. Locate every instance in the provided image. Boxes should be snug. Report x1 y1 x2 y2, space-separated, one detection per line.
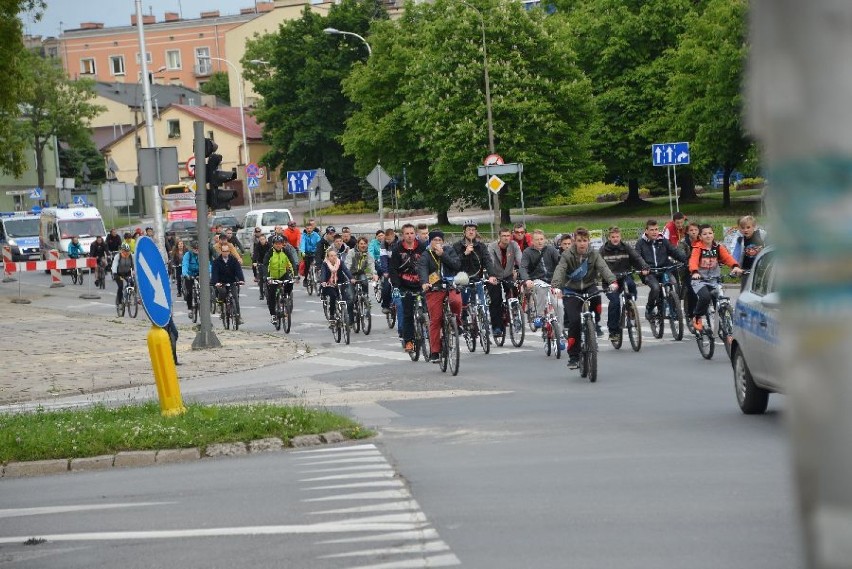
0 212 41 261
729 246 780 414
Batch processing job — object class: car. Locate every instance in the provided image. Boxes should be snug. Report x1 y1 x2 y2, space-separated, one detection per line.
729 246 780 414
235 208 293 249
164 220 198 243
210 215 241 233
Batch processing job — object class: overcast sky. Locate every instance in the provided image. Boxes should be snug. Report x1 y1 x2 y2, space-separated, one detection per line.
22 1 264 37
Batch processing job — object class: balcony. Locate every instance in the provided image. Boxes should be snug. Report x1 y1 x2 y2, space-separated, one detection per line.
193 62 213 77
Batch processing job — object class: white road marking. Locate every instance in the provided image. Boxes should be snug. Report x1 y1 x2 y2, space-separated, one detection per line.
301 464 396 474
303 480 405 491
319 540 450 559
317 528 440 545
300 471 396 483
302 489 412 502
297 456 387 466
294 450 382 460
310 500 422 516
0 502 173 519
338 346 412 362
293 443 377 454
341 553 461 569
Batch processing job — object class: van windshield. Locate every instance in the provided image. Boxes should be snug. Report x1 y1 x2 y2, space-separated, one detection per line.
59 219 106 239
261 211 291 225
4 218 39 237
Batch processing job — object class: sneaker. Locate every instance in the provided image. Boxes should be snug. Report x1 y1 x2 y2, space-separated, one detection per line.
404 341 415 353
609 332 621 342
595 324 604 338
270 316 278 324
567 354 580 369
692 317 703 332
646 309 654 321
429 353 440 363
558 339 566 351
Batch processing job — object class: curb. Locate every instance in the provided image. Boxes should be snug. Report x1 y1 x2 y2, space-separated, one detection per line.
0 431 350 479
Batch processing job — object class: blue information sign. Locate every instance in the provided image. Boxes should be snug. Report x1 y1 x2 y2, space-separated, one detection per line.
134 236 173 328
286 170 318 194
652 142 690 167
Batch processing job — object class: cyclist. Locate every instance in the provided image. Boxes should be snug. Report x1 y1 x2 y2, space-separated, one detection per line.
317 226 336 265
89 235 108 287
519 229 561 331
67 235 85 259
635 219 688 322
552 227 618 369
732 215 767 288
341 226 358 250
369 229 385 273
331 232 350 265
252 232 271 299
300 219 321 288
347 236 376 300
263 235 295 324
379 228 399 315
181 241 201 313
418 230 462 363
169 240 186 297
211 244 246 325
111 243 134 307
512 222 533 251
415 223 430 245
663 211 688 246
389 223 426 353
555 232 573 254
283 220 301 249
106 228 121 253
453 220 498 328
678 221 701 315
487 227 522 336
689 224 743 331
599 226 649 342
224 227 245 255
320 247 354 324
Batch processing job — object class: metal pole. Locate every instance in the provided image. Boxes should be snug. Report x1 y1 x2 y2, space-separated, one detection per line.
666 166 673 219
135 0 165 254
191 121 221 349
519 165 526 228
377 164 385 231
672 165 680 213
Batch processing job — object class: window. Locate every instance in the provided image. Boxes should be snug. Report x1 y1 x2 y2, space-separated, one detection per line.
80 58 96 75
167 119 181 139
135 52 152 65
166 49 181 70
195 47 212 74
109 55 125 76
750 251 775 296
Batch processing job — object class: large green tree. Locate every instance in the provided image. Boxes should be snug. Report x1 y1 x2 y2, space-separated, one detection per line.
200 71 231 105
244 0 386 204
342 0 598 223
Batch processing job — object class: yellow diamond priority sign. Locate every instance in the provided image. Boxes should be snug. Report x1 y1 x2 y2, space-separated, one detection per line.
486 175 505 195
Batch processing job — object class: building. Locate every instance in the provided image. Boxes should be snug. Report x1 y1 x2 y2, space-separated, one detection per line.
0 138 60 212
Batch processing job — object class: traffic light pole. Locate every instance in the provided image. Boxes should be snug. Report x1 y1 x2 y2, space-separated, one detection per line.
191 121 221 350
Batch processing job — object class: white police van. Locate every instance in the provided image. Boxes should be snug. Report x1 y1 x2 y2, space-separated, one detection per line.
39 206 107 259
0 212 41 262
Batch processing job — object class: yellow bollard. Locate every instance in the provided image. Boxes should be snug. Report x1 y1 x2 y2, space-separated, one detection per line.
147 326 186 417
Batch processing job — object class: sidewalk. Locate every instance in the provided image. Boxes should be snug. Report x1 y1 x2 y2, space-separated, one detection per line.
0 301 305 405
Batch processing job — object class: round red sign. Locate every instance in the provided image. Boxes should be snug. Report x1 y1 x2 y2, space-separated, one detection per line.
484 153 504 166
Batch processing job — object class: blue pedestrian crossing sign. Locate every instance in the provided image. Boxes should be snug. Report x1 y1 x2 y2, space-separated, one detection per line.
247 176 260 189
286 170 318 194
652 142 690 167
28 187 42 200
134 236 173 328
73 195 88 205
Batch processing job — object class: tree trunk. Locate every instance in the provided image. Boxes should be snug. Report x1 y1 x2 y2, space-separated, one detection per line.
679 170 700 202
437 210 450 225
723 165 732 208
34 136 45 191
623 178 644 204
501 206 511 225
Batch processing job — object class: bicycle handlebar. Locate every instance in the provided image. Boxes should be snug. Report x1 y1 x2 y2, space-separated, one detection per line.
562 289 604 301
648 263 684 273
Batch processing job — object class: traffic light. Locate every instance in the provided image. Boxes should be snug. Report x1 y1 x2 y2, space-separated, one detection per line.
203 138 237 210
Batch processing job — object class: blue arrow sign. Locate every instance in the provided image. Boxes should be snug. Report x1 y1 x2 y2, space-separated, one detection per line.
134 236 172 328
247 176 260 189
652 142 690 167
286 170 318 194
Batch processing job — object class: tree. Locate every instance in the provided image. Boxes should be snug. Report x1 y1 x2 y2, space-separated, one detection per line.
664 0 751 208
200 71 231 105
342 0 598 223
59 136 106 188
12 50 104 190
244 0 387 204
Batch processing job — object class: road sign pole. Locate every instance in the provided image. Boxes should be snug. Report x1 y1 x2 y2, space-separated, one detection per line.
666 166 674 219
519 166 526 228
672 165 680 213
191 121 221 350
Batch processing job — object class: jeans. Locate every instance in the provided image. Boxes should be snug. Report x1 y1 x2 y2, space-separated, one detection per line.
267 279 293 315
400 290 417 342
563 286 600 355
215 283 241 316
323 285 353 321
642 274 662 313
487 280 513 331
606 278 637 333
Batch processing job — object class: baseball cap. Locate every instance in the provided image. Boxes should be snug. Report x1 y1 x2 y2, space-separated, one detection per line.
325 225 336 234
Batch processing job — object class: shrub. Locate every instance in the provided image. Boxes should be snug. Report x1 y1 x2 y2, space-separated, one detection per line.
734 177 766 191
315 201 374 215
545 182 622 206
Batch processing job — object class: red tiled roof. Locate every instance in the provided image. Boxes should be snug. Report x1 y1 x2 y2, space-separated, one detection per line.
172 104 263 140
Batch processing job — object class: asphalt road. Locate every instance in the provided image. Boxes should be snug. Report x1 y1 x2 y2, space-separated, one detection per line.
0 271 801 568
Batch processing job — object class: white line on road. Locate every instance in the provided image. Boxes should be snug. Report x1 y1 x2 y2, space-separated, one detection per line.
317 528 440 545
293 443 377 454
302 489 413 502
297 456 387 466
294 450 382 460
310 500 422 516
0 502 174 519
301 464 396 474
341 553 461 569
319 540 450 559
300 471 396 483
303 480 405 491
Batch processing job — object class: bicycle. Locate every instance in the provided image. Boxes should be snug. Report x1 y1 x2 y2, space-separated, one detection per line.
405 291 430 362
217 283 241 330
268 278 293 333
460 281 492 355
493 280 525 348
563 290 604 383
378 275 397 329
609 271 642 352
434 278 462 376
534 282 564 359
187 276 201 323
70 261 85 285
304 258 319 296
646 264 685 341
352 279 373 336
116 275 138 318
523 285 538 333
692 277 736 360
324 283 351 344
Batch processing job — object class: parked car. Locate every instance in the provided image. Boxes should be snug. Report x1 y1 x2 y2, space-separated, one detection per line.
729 246 780 414
210 215 241 233
235 209 293 249
164 220 198 244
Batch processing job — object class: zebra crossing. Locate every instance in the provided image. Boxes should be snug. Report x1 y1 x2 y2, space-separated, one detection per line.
294 443 461 568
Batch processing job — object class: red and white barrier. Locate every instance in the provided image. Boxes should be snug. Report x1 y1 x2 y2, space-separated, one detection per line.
3 256 97 273
49 249 63 287
2 245 13 282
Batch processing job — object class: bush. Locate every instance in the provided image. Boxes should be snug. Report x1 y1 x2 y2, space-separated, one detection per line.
315 201 374 215
545 182 622 206
734 177 765 191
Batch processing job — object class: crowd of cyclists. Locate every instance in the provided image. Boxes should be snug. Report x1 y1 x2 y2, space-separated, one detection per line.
65 210 766 375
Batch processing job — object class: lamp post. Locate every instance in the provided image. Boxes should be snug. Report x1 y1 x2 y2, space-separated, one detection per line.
198 56 253 211
323 27 372 57
459 1 499 230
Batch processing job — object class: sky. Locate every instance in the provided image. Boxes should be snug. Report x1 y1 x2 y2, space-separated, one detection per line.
22 1 264 37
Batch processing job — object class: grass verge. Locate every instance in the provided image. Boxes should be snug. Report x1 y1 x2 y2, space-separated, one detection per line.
0 402 372 463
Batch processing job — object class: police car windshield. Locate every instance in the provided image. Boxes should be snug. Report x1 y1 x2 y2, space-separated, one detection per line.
5 218 39 237
261 212 290 225
59 219 105 239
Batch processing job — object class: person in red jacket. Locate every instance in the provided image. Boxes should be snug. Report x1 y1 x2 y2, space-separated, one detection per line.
688 224 742 331
512 222 533 251
283 221 301 249
663 212 687 246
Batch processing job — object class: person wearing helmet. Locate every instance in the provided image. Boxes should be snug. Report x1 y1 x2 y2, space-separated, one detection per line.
181 240 202 313
452 220 498 332
111 242 134 307
417 230 462 362
262 235 295 324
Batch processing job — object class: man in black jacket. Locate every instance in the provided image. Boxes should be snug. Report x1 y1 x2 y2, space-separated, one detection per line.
389 224 426 353
635 219 687 320
211 244 246 324
452 220 498 323
599 226 649 341
519 229 562 330
417 230 462 362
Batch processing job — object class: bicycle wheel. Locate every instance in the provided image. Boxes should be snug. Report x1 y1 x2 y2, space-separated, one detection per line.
387 305 396 328
71 270 78 285
210 290 217 314
127 289 138 318
625 298 642 352
222 298 231 330
477 306 491 355
374 281 382 304
353 300 362 334
585 318 598 383
283 293 292 333
418 314 430 360
578 328 588 378
667 288 684 341
446 317 460 376
97 266 106 289
543 326 552 357
649 304 664 339
275 293 284 331
508 300 525 347
410 308 421 362
322 298 331 321
231 297 240 331
189 305 197 323
342 309 350 345
361 296 372 336
332 315 341 343
463 310 476 352
717 304 734 342
696 313 715 360
116 297 125 317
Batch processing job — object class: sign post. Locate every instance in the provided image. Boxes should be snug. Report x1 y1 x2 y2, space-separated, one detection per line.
366 164 391 230
652 142 690 217
134 236 185 417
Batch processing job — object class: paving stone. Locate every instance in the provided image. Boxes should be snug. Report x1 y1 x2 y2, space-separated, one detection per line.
156 448 201 464
291 434 323 448
248 438 284 453
3 459 69 477
113 450 157 468
204 442 247 457
70 455 115 472
321 431 346 444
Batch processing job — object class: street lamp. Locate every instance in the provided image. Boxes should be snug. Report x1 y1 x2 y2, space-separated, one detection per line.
197 55 253 211
323 27 372 57
459 1 499 231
